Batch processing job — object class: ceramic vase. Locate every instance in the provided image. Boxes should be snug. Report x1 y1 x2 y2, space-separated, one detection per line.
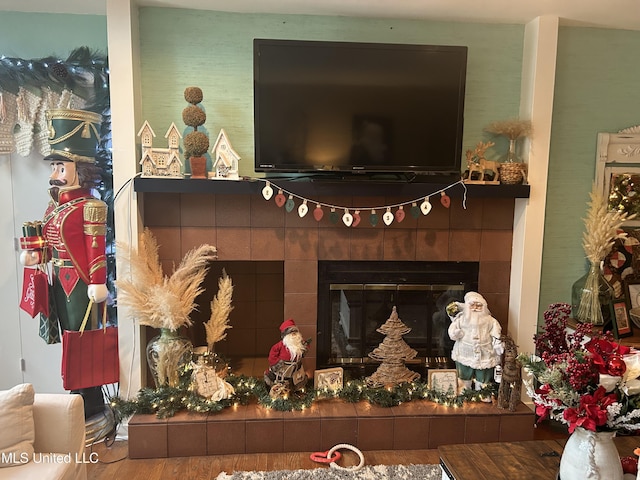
146 328 193 388
559 427 622 480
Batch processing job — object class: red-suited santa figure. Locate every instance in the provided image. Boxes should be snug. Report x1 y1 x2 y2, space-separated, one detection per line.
264 318 308 390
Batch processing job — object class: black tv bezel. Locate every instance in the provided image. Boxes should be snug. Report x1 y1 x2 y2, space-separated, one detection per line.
253 38 468 176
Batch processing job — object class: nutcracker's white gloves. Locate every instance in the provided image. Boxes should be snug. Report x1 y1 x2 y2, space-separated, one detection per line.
493 337 505 356
20 250 39 267
87 284 109 303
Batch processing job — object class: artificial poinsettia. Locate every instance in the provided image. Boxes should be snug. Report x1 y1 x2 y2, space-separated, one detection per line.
520 303 640 434
563 386 617 433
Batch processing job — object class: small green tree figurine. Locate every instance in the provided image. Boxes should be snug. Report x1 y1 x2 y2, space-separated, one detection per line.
182 86 209 178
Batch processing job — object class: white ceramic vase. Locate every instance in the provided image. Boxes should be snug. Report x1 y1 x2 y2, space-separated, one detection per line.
559 427 623 480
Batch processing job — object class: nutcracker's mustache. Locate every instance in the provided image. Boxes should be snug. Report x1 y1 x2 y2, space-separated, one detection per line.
49 179 67 186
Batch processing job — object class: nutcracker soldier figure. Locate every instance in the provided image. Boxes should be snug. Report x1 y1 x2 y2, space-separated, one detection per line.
19 108 109 418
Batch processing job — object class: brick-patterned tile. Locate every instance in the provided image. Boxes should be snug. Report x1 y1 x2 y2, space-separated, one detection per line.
416 229 449 261
250 194 285 228
478 261 512 294
318 227 351 260
246 419 284 453
180 226 216 257
167 412 208 457
499 412 535 442
144 192 181 226
393 416 430 450
128 415 168 459
417 201 450 230
429 416 465 448
349 228 384 260
150 226 181 261
256 272 284 301
180 193 215 226
215 194 251 227
448 230 481 261
251 228 285 260
284 260 317 294
284 293 317 326
450 197 483 230
480 230 513 261
282 419 322 452
216 227 251 260
357 417 394 450
207 420 245 454
285 227 319 260
321 418 357 448
465 415 501 443
383 229 417 261
482 198 515 230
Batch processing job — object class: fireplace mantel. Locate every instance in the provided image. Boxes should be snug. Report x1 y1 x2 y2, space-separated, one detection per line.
134 176 530 198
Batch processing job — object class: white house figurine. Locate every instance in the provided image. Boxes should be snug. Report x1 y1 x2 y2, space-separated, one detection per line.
210 128 240 180
138 121 183 178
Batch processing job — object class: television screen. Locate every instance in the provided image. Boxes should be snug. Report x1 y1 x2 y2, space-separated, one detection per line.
253 39 468 175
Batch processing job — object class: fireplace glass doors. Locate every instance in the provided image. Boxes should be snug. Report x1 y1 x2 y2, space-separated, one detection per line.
317 261 479 378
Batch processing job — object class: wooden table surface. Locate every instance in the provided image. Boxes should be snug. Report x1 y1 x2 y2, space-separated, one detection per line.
438 436 640 480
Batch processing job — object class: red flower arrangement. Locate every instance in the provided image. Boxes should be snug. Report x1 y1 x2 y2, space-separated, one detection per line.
519 303 640 433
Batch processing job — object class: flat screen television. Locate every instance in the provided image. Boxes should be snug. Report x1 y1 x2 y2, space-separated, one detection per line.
253 39 468 176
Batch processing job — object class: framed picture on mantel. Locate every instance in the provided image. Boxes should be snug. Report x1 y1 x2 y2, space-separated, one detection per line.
613 298 633 337
625 277 640 329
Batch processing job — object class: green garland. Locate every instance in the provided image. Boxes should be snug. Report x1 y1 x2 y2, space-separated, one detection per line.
110 371 498 420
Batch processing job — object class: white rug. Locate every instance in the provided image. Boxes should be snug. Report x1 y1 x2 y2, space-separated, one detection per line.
216 464 441 480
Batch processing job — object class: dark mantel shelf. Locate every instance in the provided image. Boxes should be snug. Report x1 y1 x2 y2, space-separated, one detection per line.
133 176 530 198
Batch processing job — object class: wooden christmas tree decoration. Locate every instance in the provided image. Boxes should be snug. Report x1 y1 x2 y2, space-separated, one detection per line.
365 306 420 388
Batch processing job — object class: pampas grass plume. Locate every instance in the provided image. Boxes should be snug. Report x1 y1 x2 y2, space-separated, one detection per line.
205 269 234 350
117 228 218 331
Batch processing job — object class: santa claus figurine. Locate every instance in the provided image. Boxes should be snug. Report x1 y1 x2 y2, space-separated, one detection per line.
264 318 309 390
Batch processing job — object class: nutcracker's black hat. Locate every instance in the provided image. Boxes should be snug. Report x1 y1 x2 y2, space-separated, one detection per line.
43 108 102 163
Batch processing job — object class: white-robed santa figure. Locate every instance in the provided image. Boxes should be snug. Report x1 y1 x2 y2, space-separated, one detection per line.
264 318 308 390
448 291 504 401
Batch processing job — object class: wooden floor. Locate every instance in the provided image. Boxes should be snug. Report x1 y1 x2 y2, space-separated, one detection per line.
86 419 568 480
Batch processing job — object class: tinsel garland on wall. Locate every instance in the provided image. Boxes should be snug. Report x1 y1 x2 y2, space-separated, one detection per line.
110 370 498 420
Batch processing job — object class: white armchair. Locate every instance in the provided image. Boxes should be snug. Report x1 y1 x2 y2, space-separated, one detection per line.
0 393 87 480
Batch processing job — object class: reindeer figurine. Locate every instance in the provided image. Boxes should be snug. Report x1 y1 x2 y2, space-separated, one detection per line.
465 141 499 183
497 334 521 412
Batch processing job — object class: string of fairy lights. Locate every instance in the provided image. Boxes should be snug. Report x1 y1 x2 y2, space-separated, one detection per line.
110 371 498 420
256 178 467 227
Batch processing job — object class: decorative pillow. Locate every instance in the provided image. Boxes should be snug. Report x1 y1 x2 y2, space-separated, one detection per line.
0 383 35 467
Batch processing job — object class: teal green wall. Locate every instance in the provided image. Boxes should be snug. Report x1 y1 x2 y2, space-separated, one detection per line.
0 12 106 58
138 8 525 176
539 27 640 317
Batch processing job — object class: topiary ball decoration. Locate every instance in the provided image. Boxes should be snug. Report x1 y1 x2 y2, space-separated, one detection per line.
184 130 209 158
182 105 206 129
184 86 203 105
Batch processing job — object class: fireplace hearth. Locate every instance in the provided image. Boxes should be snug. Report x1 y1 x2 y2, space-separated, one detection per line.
317 261 479 378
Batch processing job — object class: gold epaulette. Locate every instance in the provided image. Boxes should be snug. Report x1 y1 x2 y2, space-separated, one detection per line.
83 199 107 247
83 198 107 224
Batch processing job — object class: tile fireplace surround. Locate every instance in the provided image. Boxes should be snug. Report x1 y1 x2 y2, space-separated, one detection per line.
141 180 519 372
130 179 530 457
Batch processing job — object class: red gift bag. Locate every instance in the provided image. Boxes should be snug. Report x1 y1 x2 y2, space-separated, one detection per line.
61 301 119 390
19 266 49 318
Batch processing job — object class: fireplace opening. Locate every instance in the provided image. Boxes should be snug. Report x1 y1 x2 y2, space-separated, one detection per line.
187 261 284 378
317 261 479 379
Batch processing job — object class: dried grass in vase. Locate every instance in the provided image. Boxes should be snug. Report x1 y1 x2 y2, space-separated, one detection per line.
204 269 234 352
577 186 634 324
116 228 218 331
485 118 533 140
